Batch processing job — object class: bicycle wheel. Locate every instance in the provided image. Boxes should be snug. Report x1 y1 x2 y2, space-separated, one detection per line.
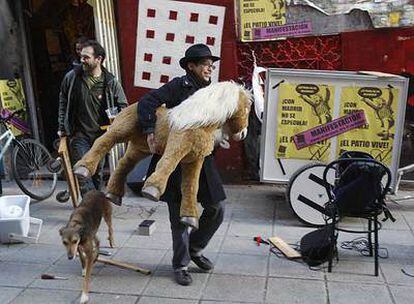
286 163 335 227
12 139 57 201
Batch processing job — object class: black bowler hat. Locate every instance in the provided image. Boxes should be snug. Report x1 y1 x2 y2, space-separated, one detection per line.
179 43 221 69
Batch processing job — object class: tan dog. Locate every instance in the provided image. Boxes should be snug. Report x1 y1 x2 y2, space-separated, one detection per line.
59 190 114 304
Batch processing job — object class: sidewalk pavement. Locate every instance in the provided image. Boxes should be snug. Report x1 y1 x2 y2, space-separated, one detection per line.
1 180 414 304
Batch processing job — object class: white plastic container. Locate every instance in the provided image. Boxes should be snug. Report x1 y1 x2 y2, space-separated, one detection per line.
0 195 42 244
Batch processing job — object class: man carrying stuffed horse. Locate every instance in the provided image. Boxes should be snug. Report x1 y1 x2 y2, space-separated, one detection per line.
138 44 226 286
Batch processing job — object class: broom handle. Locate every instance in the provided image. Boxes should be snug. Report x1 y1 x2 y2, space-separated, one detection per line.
97 257 151 275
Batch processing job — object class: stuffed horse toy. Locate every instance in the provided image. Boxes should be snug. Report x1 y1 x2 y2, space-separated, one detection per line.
74 81 252 228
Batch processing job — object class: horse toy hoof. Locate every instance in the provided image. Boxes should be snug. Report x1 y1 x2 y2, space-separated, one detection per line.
105 192 122 206
180 217 199 230
73 166 91 178
141 186 161 202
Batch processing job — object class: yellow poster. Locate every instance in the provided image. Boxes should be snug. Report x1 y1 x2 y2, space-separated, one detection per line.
237 0 286 42
336 86 399 165
0 79 29 136
276 83 334 161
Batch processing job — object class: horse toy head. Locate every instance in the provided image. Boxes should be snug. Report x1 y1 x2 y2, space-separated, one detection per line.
226 84 252 141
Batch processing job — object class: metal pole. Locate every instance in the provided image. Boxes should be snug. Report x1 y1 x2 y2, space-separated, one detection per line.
16 0 40 140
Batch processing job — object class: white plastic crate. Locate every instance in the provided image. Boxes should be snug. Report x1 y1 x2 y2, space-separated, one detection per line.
0 195 42 244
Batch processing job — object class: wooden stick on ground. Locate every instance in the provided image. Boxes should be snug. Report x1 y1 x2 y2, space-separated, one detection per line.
268 236 302 260
97 257 151 275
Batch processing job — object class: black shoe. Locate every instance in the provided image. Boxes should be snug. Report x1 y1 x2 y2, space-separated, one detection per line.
174 269 192 286
191 255 214 271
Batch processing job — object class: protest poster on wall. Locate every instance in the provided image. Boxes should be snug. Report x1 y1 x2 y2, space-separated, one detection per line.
236 1 414 42
0 79 30 136
275 82 334 162
336 86 399 165
236 0 286 42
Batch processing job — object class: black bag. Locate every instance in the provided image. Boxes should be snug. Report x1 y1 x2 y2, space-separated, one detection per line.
300 224 335 267
328 151 395 221
333 161 386 215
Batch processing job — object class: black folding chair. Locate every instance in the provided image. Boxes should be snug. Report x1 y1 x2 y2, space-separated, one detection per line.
322 151 393 276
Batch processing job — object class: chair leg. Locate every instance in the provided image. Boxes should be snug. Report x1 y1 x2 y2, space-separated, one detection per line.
328 222 336 273
368 219 373 257
328 250 333 272
374 215 379 276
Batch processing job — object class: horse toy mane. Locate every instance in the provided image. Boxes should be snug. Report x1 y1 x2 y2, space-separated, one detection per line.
168 81 252 130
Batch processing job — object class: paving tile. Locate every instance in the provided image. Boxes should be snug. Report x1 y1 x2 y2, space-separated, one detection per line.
212 219 230 236
138 297 198 304
123 232 172 250
83 292 138 304
30 263 103 291
0 263 48 287
380 244 414 265
200 301 256 304
213 253 268 276
0 243 28 261
272 225 315 243
111 247 167 270
227 219 273 238
107 220 140 234
379 230 414 246
143 270 209 299
327 281 393 304
96 230 133 249
231 208 274 222
3 183 414 304
266 277 326 304
326 260 386 283
30 205 73 222
154 251 174 271
9 288 79 304
201 235 224 253
202 274 265 303
268 256 325 280
112 203 163 222
389 284 414 304
53 252 114 268
381 263 414 286
90 266 151 295
231 197 275 209
220 235 270 256
333 232 403 265
380 211 411 231
1 244 64 265
36 222 64 245
0 287 22 303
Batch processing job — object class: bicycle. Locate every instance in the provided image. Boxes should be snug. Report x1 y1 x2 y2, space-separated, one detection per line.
0 109 57 200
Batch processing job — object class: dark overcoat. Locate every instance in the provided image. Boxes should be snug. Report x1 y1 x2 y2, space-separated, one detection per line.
137 75 226 204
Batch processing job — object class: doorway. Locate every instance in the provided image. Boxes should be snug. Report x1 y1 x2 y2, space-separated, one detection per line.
26 0 95 150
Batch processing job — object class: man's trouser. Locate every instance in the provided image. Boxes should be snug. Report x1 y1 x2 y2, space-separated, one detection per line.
167 196 225 270
70 135 104 196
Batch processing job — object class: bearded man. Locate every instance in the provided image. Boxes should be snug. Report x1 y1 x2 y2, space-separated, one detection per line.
58 39 127 195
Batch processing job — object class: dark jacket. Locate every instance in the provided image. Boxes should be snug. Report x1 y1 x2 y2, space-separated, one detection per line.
137 75 226 204
58 66 128 136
